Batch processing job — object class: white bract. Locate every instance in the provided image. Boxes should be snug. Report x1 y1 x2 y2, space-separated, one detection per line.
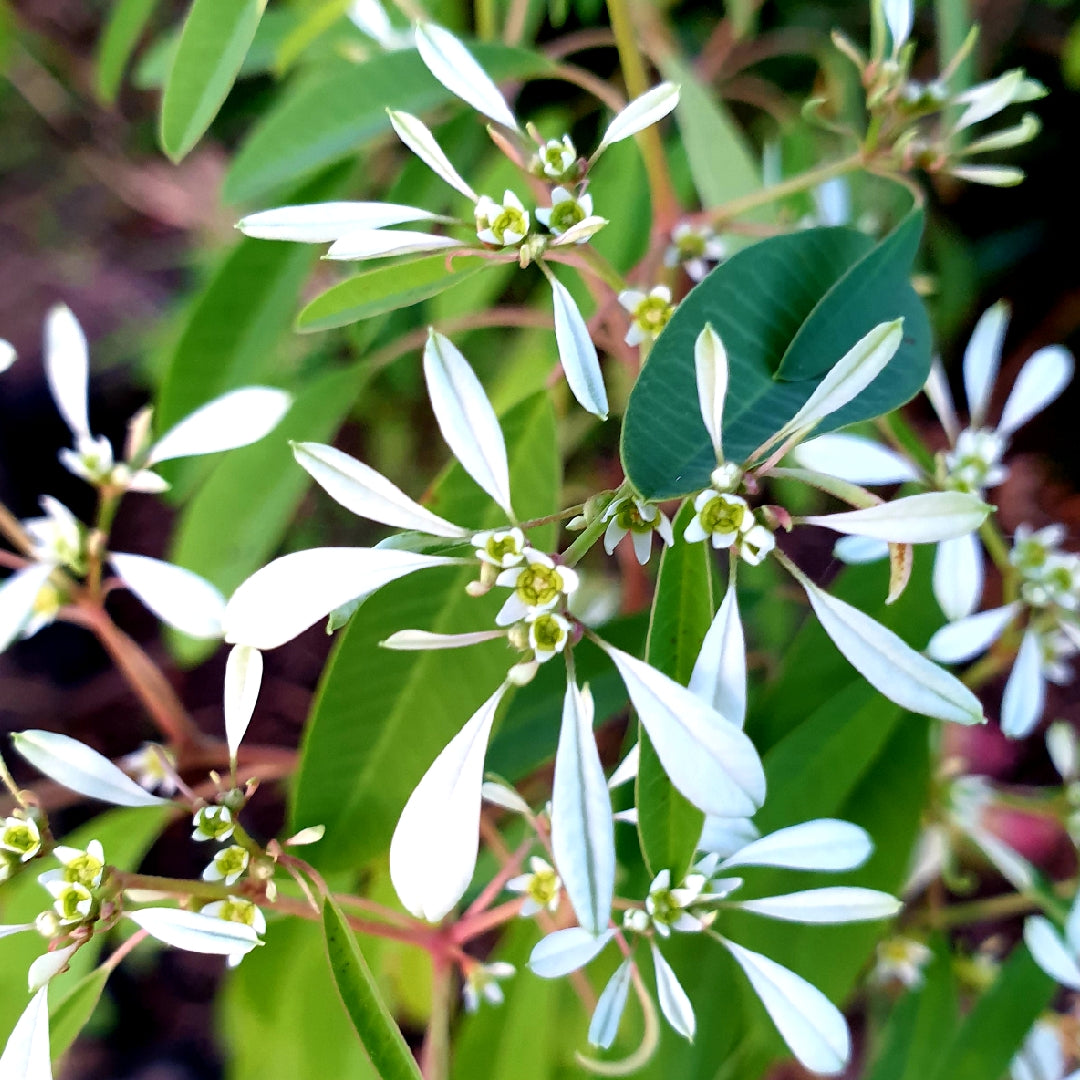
1011 1020 1079 1080
1026 889 1080 992
0 988 52 1080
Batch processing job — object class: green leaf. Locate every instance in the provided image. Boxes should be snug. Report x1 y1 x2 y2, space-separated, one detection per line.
322 897 422 1080
159 0 267 162
925 946 1054 1080
636 501 711 879
96 0 160 104
290 393 559 870
49 965 111 1063
224 44 552 205
621 212 930 500
0 806 171 1040
297 255 491 334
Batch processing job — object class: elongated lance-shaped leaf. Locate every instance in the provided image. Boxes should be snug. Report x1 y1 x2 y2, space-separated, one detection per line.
964 113 1041 154
45 304 91 444
109 554 225 639
595 82 680 156
719 818 871 873
224 644 262 763
998 345 1075 437
127 908 259 956
1001 628 1045 739
963 301 1009 427
733 886 902 923
933 531 985 621
12 731 167 807
326 230 461 261
688 576 746 727
588 959 633 1048
651 945 695 1040
547 274 609 420
381 628 505 650
926 603 1018 664
322 897 423 1080
694 323 728 461
792 433 921 485
551 682 616 935
237 202 448 243
389 683 507 922
387 110 477 201
529 927 615 978
781 557 985 725
802 491 991 544
423 331 514 517
414 22 519 130
293 441 466 538
0 565 54 653
0 988 51 1080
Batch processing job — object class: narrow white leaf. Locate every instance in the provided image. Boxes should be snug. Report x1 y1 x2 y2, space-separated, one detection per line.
698 816 759 857
110 553 225 639
237 202 445 242
0 988 51 1080
777 320 904 440
382 628 505 650
0 924 34 940
720 819 872 872
925 603 1018 664
224 645 262 762
146 387 291 465
45 304 91 441
127 908 259 956
1024 916 1080 989
933 531 984 621
969 825 1035 892
348 0 412 49
998 346 1074 437
326 229 461 261
688 579 746 727
949 164 1025 187
223 547 456 650
588 959 633 1048
0 340 15 373
883 0 912 49
529 927 614 978
294 441 466 537
549 277 608 420
694 324 728 460
602 643 766 817
389 684 507 921
607 742 639 789
1001 628 1045 739
1013 1022 1065 1080
723 939 849 1075
596 82 680 153
651 945 695 1040
481 781 531 815
387 110 477 201
805 491 989 544
28 944 78 992
12 730 167 807
955 70 1025 131
792 434 920 485
551 683 616 935
1064 889 1080 953
423 331 513 516
735 887 901 924
833 535 889 564
1047 721 1078 781
924 360 961 444
792 568 985 724
963 301 1009 427
0 564 54 652
964 113 1040 154
414 23 519 130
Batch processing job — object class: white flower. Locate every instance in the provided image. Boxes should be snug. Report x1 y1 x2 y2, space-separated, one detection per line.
23 497 84 573
506 856 562 916
203 845 250 886
524 609 572 662
533 135 578 180
463 961 516 1012
475 190 530 247
473 528 527 569
45 879 94 924
873 936 933 987
0 814 42 862
601 495 674 564
618 285 674 346
119 743 178 796
535 188 596 241
37 840 105 890
664 222 725 281
192 805 235 843
494 551 579 626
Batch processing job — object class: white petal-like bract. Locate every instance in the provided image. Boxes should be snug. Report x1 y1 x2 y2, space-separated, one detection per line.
294 441 466 537
414 23 520 130
723 939 849 1075
793 570 985 724
962 301 1009 427
237 202 444 242
127 908 260 956
933 531 984 621
529 927 614 978
382 629 505 650
551 683 616 935
223 547 457 650
602 643 766 817
833 535 889 564
803 491 989 544
110 553 225 639
925 603 1018 664
882 0 912 49
588 959 633 1048
224 644 263 762
1024 916 1080 989
389 683 507 921
1001 628 1045 739
792 434 920 485
0 339 15 373
423 331 513 516
0 988 52 1080
550 277 609 420
45 304 91 442
27 945 78 992
596 82 680 154
998 346 1074 437
735 887 901 924
698 816 759 857
0 564 54 653
12 730 167 807
326 229 461 261
146 388 291 465
720 819 872 872
688 579 746 727
387 111 477 201
694 323 728 460
652 945 695 1040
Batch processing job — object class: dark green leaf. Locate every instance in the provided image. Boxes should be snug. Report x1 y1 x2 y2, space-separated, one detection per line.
322 897 422 1080
96 0 160 103
50 965 110 1063
621 212 930 500
297 255 491 334
160 0 267 162
224 44 552 205
636 501 711 879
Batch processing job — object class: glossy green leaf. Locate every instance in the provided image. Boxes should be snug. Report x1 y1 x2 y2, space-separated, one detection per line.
96 0 160 103
297 255 491 334
159 0 267 162
224 44 552 205
621 212 930 499
290 393 559 870
636 501 712 879
49 964 110 1063
323 897 422 1080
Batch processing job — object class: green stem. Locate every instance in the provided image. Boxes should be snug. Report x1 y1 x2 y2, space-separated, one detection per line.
561 482 631 567
475 0 497 40
422 958 453 1080
87 487 122 597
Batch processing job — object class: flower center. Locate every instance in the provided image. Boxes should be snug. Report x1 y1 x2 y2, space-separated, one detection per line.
526 867 560 907
699 494 747 535
549 198 586 233
62 853 104 888
515 565 563 607
491 207 528 244
636 296 673 333
530 613 567 652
